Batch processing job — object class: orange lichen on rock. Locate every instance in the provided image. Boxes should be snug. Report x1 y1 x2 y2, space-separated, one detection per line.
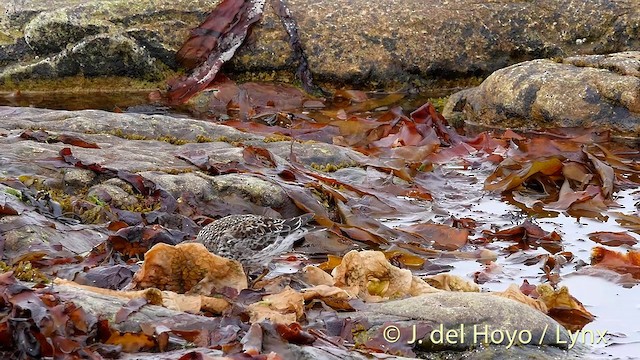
302 265 334 286
247 286 305 324
492 283 548 313
331 250 439 302
54 278 231 314
301 284 355 310
424 273 480 292
54 278 164 305
105 331 156 353
128 242 248 294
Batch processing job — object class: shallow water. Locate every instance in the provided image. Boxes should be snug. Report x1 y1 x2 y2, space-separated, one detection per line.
3 89 639 358
417 160 640 358
0 91 154 112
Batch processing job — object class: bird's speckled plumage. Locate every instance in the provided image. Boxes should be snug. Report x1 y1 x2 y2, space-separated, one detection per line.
196 213 314 269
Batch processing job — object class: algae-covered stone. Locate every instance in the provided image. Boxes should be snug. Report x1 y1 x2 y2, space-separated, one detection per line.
23 7 110 55
139 171 217 202
258 141 363 170
1 0 219 85
444 52 640 137
2 0 640 90
87 178 139 209
63 168 96 189
208 173 288 209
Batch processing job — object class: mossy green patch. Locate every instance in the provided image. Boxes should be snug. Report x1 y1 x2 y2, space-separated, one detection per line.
351 323 371 348
4 187 23 200
310 162 357 172
263 134 293 143
426 96 448 113
0 74 170 92
196 134 214 143
106 129 243 146
157 135 189 145
164 168 195 175
108 129 147 140
0 261 50 284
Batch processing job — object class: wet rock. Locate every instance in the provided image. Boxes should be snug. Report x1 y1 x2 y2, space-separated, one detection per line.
0 106 358 217
1 0 216 84
2 0 639 90
140 171 216 202
3 31 163 82
0 210 107 259
208 173 288 209
87 178 138 209
259 141 363 169
0 107 259 143
62 168 96 190
346 292 581 356
0 106 367 274
23 8 110 55
443 52 640 137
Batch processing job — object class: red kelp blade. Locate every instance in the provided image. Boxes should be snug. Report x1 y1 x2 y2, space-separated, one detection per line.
397 223 469 251
0 273 112 358
224 119 337 143
168 0 266 104
19 130 100 149
410 102 464 145
243 146 278 168
593 143 640 179
108 224 187 258
74 264 137 290
383 250 426 268
538 285 594 331
512 137 581 161
485 157 564 193
612 212 640 234
583 150 615 199
176 1 247 69
483 219 563 254
591 246 640 279
270 0 320 94
588 231 638 247
275 322 316 345
544 181 602 210
527 127 610 143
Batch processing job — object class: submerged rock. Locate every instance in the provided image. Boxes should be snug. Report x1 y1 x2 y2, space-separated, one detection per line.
443 52 640 137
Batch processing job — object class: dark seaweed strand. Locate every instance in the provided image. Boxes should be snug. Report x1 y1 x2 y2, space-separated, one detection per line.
168 0 267 104
270 0 328 96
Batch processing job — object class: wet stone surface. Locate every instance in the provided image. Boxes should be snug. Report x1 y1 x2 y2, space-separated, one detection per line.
444 52 640 137
2 0 639 90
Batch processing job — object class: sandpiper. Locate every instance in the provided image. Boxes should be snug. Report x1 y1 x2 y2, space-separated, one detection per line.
195 213 315 271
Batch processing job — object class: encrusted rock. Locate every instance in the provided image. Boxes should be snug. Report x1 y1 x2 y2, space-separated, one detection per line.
347 292 578 353
443 52 640 137
87 178 138 208
140 171 216 202
2 0 639 89
208 173 288 209
62 168 96 190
